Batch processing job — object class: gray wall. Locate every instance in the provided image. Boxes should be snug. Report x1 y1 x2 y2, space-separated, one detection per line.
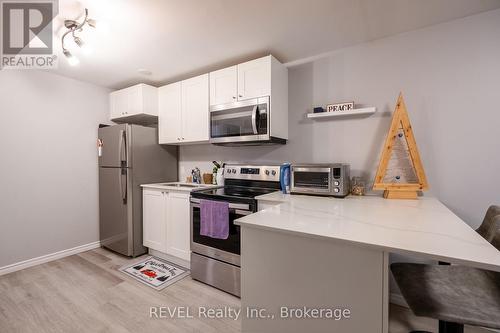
0 70 110 268
180 8 500 228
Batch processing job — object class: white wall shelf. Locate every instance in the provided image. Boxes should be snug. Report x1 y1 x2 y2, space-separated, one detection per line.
307 107 376 119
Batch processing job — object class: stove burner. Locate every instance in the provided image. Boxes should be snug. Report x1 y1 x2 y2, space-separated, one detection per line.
192 185 277 201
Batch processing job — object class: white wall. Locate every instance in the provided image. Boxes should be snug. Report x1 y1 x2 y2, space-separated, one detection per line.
180 8 500 228
0 70 110 268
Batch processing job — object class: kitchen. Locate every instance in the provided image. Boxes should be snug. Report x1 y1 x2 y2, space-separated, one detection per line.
1 1 500 333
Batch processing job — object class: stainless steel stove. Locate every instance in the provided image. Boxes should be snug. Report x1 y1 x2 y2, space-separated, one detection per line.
190 164 281 297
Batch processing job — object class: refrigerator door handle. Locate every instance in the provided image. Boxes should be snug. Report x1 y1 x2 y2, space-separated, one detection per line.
119 129 127 167
120 168 128 204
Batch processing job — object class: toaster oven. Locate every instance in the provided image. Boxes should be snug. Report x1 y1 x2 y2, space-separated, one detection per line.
290 164 350 197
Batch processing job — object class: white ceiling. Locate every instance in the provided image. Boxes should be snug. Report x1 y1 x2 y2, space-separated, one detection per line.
51 0 500 89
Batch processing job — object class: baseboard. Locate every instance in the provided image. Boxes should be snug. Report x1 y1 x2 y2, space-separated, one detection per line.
390 292 409 308
0 241 101 276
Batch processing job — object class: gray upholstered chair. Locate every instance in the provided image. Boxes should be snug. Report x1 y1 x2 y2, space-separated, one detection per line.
391 205 500 333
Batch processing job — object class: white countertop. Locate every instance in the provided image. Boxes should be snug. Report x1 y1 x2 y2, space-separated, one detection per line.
141 182 220 192
236 192 500 272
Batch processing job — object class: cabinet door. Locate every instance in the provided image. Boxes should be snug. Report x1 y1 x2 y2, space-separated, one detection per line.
126 85 142 116
209 66 237 106
143 189 167 252
110 89 128 119
109 91 119 119
141 84 159 116
237 56 271 100
181 74 209 142
158 82 182 144
166 191 191 261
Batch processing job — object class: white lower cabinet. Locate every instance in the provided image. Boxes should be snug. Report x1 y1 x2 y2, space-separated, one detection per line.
143 189 167 252
166 192 191 261
142 188 191 262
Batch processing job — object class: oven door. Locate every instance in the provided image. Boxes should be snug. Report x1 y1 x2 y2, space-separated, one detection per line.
209 97 270 144
291 167 332 194
190 198 253 266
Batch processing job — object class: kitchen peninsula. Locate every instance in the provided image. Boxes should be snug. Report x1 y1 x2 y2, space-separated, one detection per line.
235 193 500 333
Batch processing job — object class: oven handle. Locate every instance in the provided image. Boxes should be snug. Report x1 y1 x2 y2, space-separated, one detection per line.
190 198 252 214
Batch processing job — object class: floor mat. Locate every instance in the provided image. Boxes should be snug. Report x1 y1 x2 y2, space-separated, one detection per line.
119 256 189 290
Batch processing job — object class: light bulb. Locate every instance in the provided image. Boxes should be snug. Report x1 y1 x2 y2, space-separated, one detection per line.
63 49 80 66
87 18 97 28
67 55 80 66
74 36 84 47
74 36 92 55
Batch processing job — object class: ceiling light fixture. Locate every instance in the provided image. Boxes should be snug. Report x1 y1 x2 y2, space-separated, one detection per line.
61 8 96 65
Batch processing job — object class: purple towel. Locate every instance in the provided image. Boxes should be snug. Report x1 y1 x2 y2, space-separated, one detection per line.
200 199 229 239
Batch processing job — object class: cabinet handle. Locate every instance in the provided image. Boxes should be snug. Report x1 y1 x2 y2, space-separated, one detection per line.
239 94 243 97
232 96 236 99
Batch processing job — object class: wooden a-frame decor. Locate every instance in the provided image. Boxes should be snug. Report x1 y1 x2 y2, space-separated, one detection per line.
373 93 428 199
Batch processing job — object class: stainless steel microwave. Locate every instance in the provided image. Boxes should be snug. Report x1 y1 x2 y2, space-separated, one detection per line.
209 97 286 145
291 164 351 197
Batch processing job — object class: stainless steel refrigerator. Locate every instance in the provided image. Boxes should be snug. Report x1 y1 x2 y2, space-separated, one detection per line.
98 124 177 257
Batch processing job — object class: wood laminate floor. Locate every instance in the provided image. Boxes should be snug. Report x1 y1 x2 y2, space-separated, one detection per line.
0 248 490 333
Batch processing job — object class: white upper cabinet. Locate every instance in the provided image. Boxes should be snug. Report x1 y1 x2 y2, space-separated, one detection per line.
209 66 237 106
110 89 128 119
158 82 182 144
158 74 209 145
159 55 287 144
209 56 278 105
109 84 158 125
181 74 209 142
237 56 271 100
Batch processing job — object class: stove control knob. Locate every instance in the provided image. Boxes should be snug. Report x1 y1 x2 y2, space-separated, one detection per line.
334 180 340 186
265 170 270 175
333 187 340 193
271 170 276 176
232 169 237 174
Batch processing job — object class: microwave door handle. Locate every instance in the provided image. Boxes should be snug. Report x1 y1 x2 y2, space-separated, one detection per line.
251 105 258 135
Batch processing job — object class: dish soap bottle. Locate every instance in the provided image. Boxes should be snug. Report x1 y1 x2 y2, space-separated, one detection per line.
280 163 291 194
216 168 224 186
